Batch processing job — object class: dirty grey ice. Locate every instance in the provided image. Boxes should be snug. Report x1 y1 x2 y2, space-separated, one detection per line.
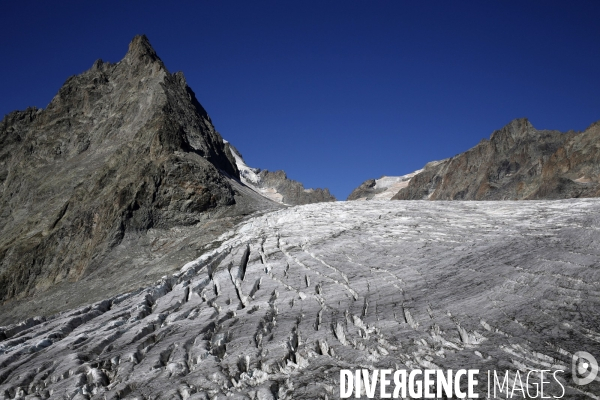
1 199 600 399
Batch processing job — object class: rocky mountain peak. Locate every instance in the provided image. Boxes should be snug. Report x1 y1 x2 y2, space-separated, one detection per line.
489 117 535 143
0 36 252 316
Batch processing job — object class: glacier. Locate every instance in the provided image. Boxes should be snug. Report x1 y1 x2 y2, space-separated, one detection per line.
1 199 600 399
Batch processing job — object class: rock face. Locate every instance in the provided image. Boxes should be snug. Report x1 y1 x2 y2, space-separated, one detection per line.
393 118 600 200
347 172 422 201
0 35 283 323
225 142 336 205
1 199 599 399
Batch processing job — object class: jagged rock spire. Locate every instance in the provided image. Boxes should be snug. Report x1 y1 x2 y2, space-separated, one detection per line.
124 34 163 66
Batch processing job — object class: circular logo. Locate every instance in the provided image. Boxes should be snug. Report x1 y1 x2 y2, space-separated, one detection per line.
572 351 599 386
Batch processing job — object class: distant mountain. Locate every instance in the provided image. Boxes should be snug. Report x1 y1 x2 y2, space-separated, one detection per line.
394 118 600 200
349 118 600 201
225 142 336 205
0 36 331 324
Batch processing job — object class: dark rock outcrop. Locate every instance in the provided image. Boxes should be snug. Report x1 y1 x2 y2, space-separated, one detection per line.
0 35 280 322
393 118 600 200
346 179 379 200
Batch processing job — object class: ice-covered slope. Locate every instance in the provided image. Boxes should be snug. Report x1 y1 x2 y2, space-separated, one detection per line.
1 199 600 399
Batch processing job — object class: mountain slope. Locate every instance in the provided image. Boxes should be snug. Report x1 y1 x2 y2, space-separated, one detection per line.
392 118 600 200
1 199 599 398
0 36 282 320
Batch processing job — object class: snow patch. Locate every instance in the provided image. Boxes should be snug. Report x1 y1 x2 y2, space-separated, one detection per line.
368 170 423 200
225 139 287 204
225 140 261 185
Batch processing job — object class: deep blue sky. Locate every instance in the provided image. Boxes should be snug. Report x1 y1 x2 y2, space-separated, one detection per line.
1 1 599 199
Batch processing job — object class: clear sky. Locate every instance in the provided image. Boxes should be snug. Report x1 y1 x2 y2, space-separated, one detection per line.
1 1 599 200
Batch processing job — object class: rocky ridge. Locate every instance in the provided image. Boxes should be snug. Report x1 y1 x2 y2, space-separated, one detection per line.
392 118 600 200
